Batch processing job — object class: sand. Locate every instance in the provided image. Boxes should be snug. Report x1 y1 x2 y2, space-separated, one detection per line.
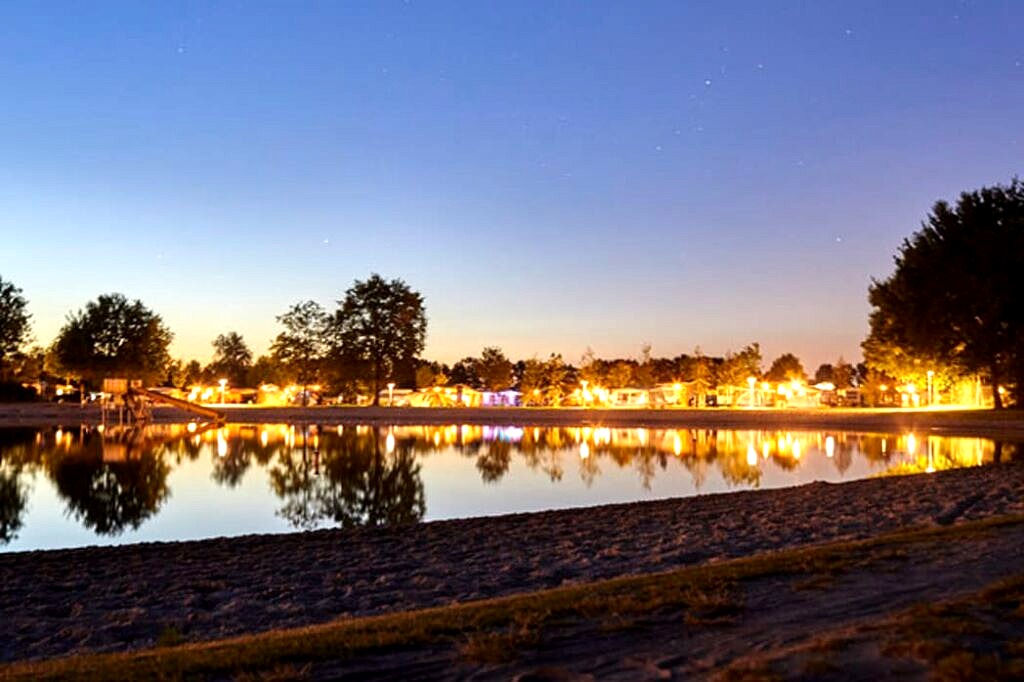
1 462 1021 663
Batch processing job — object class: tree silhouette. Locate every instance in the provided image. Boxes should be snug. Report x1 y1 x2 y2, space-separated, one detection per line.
332 275 426 405
864 180 1024 408
0 275 31 381
53 293 173 387
209 332 253 386
270 301 329 400
766 353 806 382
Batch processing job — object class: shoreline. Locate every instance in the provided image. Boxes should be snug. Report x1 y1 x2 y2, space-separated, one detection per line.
2 403 1024 439
1 463 1022 662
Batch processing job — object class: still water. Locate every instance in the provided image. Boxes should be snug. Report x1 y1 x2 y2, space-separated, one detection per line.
0 423 1014 552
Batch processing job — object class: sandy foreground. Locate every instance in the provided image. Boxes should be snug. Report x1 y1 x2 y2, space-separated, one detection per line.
3 402 1024 439
0 463 1021 669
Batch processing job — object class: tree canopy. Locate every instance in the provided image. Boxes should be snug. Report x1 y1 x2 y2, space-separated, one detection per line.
0 276 31 380
209 332 253 386
53 293 172 387
332 274 427 404
766 353 806 382
476 346 514 391
270 300 329 390
863 179 1024 408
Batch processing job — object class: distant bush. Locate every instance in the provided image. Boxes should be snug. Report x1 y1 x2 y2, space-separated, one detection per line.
0 382 39 402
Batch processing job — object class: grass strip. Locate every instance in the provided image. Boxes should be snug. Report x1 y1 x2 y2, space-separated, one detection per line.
4 514 1023 681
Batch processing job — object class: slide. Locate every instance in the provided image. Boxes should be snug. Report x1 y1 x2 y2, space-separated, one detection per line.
131 387 226 423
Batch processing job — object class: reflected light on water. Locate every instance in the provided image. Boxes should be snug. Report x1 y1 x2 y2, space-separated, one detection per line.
0 423 1017 553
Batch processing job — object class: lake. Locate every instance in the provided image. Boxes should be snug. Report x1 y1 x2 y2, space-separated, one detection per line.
0 423 1013 552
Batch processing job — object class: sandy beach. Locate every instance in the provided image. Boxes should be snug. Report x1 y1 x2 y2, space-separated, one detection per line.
2 402 1024 439
1 462 1021 665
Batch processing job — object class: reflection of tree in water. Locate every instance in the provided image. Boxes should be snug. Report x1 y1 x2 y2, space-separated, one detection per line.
0 465 28 543
210 438 252 488
0 429 39 544
270 428 425 530
476 441 512 483
51 453 170 535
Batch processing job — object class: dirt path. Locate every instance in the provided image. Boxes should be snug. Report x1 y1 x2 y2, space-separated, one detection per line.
1 463 1021 664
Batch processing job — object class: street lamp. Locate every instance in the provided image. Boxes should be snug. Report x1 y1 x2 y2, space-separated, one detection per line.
218 378 227 404
387 382 396 407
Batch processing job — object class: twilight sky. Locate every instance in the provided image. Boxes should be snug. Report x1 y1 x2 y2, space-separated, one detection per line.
1 1 1021 369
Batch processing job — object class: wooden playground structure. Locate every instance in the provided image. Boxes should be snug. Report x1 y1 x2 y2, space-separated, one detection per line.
101 378 226 427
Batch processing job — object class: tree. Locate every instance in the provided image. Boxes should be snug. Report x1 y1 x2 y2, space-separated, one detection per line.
863 180 1024 408
476 346 513 391
717 343 762 387
182 360 203 386
634 343 656 389
209 332 253 386
270 301 329 399
249 354 288 387
332 275 427 405
0 276 31 381
53 293 173 387
766 353 806 382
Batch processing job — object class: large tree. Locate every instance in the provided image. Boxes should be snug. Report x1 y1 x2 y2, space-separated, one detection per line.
53 293 173 387
209 332 253 386
0 276 31 380
270 301 329 397
863 180 1024 408
332 275 427 405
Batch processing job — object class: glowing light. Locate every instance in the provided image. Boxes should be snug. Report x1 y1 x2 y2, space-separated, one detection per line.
260 430 269 447
881 438 887 454
217 431 228 458
825 436 835 458
96 424 105 433
187 422 197 433
433 431 441 447
762 441 770 459
907 433 917 455
746 443 758 466
673 432 683 456
386 431 396 454
636 428 648 446
792 440 802 459
579 441 590 459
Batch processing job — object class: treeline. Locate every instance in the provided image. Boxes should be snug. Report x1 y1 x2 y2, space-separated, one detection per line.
1 268 862 405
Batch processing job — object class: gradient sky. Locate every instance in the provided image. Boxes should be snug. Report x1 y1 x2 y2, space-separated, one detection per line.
1 1 1021 370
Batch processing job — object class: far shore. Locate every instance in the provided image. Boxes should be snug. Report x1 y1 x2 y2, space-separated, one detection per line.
2 402 1024 439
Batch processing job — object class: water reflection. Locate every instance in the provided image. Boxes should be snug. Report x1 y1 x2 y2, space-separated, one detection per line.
0 424 1018 549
